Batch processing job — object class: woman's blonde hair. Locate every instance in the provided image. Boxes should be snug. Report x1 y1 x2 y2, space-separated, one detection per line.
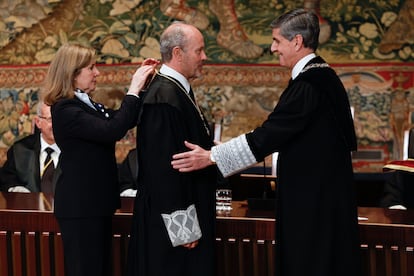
42 43 96 105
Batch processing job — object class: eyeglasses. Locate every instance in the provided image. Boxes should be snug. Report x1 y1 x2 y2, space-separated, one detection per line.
38 116 52 122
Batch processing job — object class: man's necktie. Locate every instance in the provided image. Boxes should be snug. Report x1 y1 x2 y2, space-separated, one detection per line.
41 147 55 194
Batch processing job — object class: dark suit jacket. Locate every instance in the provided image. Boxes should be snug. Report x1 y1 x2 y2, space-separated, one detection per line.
380 127 414 208
52 95 140 218
0 132 60 193
381 170 414 209
118 148 138 193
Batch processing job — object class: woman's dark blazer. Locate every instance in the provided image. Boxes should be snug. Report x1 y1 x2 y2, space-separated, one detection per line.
51 95 140 218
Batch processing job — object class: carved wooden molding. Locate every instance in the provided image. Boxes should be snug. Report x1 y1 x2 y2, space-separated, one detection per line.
1 63 413 89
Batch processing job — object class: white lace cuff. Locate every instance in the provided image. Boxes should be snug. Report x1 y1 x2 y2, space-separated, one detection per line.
211 134 257 177
161 204 202 247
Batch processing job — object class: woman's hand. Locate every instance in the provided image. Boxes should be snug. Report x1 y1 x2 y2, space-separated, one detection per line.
127 58 159 96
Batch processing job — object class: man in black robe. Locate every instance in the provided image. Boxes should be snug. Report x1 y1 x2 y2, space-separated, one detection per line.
127 22 218 276
172 9 361 276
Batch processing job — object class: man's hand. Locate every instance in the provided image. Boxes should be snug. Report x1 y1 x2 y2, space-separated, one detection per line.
182 240 199 249
171 141 213 172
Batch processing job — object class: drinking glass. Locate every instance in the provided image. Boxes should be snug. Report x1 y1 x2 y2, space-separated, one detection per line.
216 189 232 211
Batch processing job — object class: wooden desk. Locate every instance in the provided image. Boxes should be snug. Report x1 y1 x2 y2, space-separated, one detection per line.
1 193 414 276
228 171 390 207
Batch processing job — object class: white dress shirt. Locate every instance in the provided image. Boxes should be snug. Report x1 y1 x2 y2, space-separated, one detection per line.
291 53 316 80
39 135 60 172
159 64 192 94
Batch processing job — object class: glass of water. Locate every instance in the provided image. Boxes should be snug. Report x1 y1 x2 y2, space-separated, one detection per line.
216 189 232 212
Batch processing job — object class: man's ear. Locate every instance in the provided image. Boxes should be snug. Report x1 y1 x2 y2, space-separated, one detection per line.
34 116 41 130
295 34 304 51
172 46 182 61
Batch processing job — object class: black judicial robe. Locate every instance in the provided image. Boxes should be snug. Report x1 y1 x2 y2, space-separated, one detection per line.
0 132 44 192
127 74 217 276
246 57 361 276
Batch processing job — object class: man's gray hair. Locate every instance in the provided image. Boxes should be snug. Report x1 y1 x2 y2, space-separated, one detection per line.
160 21 189 62
270 9 320 51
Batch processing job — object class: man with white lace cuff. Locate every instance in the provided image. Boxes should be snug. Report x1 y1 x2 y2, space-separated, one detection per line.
172 8 360 276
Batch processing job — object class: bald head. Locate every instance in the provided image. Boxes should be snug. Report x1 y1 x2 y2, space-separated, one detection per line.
159 22 207 80
160 22 196 62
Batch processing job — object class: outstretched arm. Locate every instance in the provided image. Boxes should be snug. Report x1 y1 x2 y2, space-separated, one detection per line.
173 134 258 177
127 58 160 96
171 141 214 172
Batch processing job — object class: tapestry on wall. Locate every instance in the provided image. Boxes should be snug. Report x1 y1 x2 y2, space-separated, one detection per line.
0 0 413 64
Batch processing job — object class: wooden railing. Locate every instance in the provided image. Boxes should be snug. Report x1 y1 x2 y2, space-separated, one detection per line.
2 193 414 276
357 207 414 276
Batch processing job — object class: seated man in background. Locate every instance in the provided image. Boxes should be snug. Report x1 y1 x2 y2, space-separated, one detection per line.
381 160 414 210
0 101 60 194
381 129 414 210
118 147 138 197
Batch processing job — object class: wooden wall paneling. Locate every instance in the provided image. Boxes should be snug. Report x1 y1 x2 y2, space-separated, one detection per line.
39 232 51 276
251 239 261 276
25 232 38 276
215 238 226 276
120 235 130 276
390 246 403 276
4 195 414 276
382 245 392 276
395 246 414 276
252 239 271 276
405 247 414 275
110 233 131 276
266 241 275 276
360 244 369 276
53 233 64 276
358 223 414 276
0 231 9 276
238 238 253 276
396 246 407 276
11 231 23 276
112 234 122 276
369 244 380 276
214 236 275 276
224 238 239 276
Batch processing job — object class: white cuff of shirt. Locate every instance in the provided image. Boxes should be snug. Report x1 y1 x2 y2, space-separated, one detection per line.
8 186 30 193
120 188 138 197
388 205 407 210
126 92 140 98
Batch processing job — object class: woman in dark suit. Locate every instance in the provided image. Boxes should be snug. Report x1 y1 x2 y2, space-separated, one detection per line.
42 43 158 276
